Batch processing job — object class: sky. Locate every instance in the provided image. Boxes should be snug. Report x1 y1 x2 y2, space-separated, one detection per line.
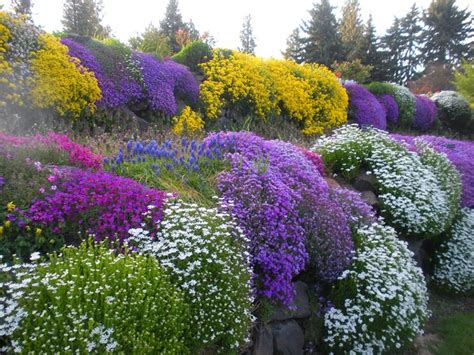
1 0 473 58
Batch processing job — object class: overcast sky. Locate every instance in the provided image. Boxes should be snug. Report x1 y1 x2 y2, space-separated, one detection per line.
1 0 473 58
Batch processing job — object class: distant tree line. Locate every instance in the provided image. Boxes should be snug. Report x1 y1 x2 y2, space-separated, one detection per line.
283 0 473 86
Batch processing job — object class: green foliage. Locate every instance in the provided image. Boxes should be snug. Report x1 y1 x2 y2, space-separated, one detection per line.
62 0 110 38
159 0 185 53
431 90 473 132
339 0 365 62
129 23 172 59
3 241 189 353
366 81 396 96
332 59 372 83
454 60 474 108
282 28 304 64
172 40 212 72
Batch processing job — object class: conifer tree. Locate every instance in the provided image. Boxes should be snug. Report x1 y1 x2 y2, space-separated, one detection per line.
382 17 405 84
283 28 304 63
363 15 389 81
339 0 365 61
11 0 32 18
300 0 341 66
159 0 185 53
399 4 423 83
239 14 256 55
62 0 110 38
421 0 473 66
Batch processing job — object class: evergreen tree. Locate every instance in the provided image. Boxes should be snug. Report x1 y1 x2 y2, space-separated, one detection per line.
11 0 32 17
282 28 304 63
62 0 109 38
239 14 256 55
300 0 341 66
159 0 185 53
129 23 172 58
362 14 388 81
339 0 365 61
382 17 405 84
399 4 423 83
421 0 473 65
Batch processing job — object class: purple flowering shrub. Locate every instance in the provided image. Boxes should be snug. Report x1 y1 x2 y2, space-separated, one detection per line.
392 134 474 208
344 82 387 130
413 95 437 131
377 94 399 126
330 188 377 230
25 169 167 244
204 132 354 305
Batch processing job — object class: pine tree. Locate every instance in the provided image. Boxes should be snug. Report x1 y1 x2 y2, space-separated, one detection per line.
362 15 389 81
239 14 256 55
11 0 32 18
62 0 109 38
399 4 423 83
282 28 304 63
339 0 366 62
159 0 185 53
300 0 341 66
421 0 473 65
382 17 405 84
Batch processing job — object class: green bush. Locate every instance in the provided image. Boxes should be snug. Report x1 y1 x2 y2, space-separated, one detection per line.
172 41 212 72
128 199 253 353
431 90 473 133
0 241 189 353
366 81 396 97
332 59 372 84
324 222 429 353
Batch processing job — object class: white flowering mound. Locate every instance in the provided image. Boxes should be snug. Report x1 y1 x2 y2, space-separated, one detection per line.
0 242 188 353
434 209 474 294
314 125 459 237
431 90 472 130
128 199 253 352
324 222 430 354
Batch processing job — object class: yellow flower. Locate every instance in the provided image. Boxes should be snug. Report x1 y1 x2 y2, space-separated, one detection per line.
35 228 42 237
4 220 11 228
172 106 205 135
6 201 16 212
0 226 4 236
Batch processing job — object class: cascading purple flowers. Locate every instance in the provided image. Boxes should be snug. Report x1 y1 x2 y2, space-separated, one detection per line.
133 53 199 116
344 82 387 130
391 134 474 208
25 169 167 243
413 95 437 132
204 132 354 305
377 94 399 126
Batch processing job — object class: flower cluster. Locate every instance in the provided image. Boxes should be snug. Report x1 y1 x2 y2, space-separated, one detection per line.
172 105 205 135
25 169 167 243
127 199 253 352
413 95 437 131
431 90 472 132
377 94 399 125
205 132 354 304
344 82 387 130
329 188 376 230
0 242 189 353
314 125 458 237
324 222 430 353
434 209 474 294
200 49 348 135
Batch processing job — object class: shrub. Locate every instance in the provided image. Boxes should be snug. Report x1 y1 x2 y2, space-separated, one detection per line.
434 209 474 294
329 188 376 230
344 82 387 130
454 60 474 108
29 34 101 119
172 105 205 135
172 40 212 72
332 59 372 83
25 169 167 244
0 241 189 353
314 125 456 237
127 200 253 352
377 94 399 126
324 222 429 354
200 49 348 135
413 95 437 131
431 90 472 132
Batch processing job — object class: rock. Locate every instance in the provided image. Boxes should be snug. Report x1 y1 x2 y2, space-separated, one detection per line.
253 325 273 355
271 320 305 355
323 177 341 189
270 281 311 321
354 170 377 192
361 190 378 207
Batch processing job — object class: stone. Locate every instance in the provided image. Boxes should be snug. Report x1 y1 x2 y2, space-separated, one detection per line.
323 177 341 189
253 325 273 355
361 190 378 206
270 281 311 321
354 170 377 192
271 320 305 355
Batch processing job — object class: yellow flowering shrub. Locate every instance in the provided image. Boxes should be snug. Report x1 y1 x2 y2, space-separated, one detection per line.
172 105 205 135
0 12 20 109
29 34 101 119
199 50 348 135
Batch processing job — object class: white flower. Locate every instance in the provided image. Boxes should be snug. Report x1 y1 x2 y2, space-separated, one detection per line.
29 252 40 262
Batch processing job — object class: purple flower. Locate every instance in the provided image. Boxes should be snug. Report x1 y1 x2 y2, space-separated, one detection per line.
344 82 387 130
0 176 4 192
377 94 399 125
413 95 437 132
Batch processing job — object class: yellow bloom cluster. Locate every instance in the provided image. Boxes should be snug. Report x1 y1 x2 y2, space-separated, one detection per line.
0 13 19 109
29 34 101 119
200 50 348 135
172 105 205 135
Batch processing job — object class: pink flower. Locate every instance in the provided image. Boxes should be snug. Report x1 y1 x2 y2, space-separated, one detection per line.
50 185 57 191
39 187 45 194
47 175 57 182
